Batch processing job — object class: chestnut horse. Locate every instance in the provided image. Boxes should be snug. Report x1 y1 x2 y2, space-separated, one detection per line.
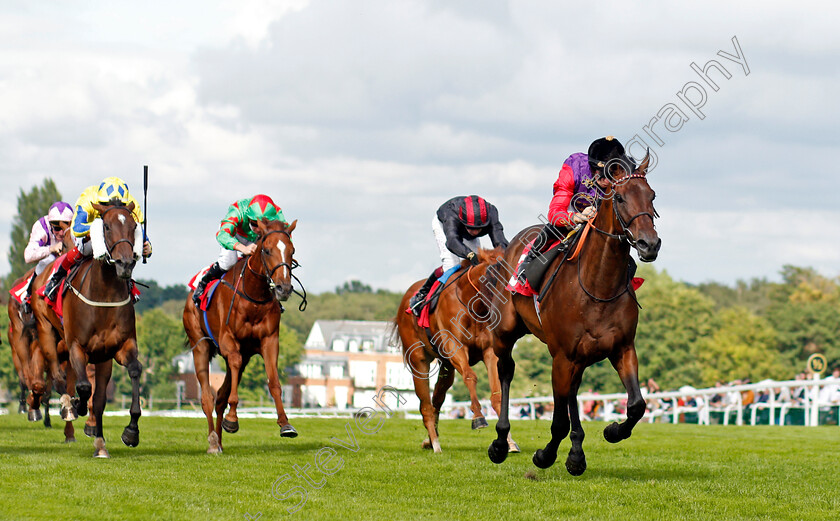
32 201 145 458
487 153 660 475
183 219 300 454
394 248 519 454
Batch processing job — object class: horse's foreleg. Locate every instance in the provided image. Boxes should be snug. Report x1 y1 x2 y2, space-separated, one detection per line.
115 338 142 448
91 361 112 457
565 368 587 475
450 350 486 430
604 345 645 443
222 351 247 434
483 348 519 453
488 346 515 464
67 341 90 418
84 364 97 437
214 368 233 448
533 357 581 470
27 347 47 423
261 336 297 438
193 340 220 453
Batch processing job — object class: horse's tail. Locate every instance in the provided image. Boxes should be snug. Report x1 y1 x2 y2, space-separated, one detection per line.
387 316 402 351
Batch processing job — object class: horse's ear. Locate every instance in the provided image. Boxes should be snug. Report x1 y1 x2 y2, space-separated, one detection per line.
286 219 297 234
257 219 269 234
636 150 651 176
92 203 106 215
127 201 135 213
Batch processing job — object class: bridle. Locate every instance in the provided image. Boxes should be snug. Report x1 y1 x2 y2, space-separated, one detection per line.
99 206 136 265
590 172 658 248
243 229 308 311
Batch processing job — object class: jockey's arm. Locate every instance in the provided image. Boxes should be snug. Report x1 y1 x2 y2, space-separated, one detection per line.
548 165 592 226
442 218 474 259
486 205 509 249
23 219 51 264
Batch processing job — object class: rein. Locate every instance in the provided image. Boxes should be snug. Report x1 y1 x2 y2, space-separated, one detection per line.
99 206 136 265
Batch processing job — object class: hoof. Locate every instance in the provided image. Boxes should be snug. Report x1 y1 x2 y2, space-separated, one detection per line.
508 440 521 453
565 453 587 476
421 438 433 450
279 424 298 438
43 416 52 429
603 422 625 444
93 437 110 458
59 395 77 422
533 448 557 469
488 439 509 464
471 417 489 430
207 432 222 454
64 437 76 443
84 424 96 438
28 408 42 422
18 403 27 414
432 440 442 453
222 418 239 434
121 426 140 448
73 396 88 417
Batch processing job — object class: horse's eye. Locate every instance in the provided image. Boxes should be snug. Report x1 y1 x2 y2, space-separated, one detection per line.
614 193 624 203
263 248 271 255
104 223 110 232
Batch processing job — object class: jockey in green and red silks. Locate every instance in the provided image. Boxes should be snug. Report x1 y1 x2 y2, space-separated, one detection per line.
192 194 286 305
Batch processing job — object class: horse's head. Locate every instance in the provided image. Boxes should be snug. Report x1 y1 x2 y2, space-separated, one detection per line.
255 219 298 302
92 201 140 279
477 247 505 265
597 152 661 262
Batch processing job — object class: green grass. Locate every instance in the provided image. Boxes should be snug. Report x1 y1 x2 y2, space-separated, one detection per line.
1 413 838 521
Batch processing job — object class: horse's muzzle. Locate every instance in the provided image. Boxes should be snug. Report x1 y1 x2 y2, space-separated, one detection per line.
114 259 136 280
636 237 661 262
273 283 293 302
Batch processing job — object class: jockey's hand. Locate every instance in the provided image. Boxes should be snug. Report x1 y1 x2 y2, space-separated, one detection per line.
573 206 596 224
143 241 152 258
49 243 64 255
236 243 258 256
467 252 480 266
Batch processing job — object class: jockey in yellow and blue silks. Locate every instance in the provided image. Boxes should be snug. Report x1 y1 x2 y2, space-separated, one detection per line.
192 194 286 305
43 177 152 302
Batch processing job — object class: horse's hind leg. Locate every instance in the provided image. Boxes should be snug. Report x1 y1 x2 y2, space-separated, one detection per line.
428 361 456 452
262 334 297 438
90 361 112 458
62 359 77 442
115 338 143 448
604 345 645 443
533 357 582 470
83 364 97 438
68 341 91 417
488 346 515 464
193 340 221 453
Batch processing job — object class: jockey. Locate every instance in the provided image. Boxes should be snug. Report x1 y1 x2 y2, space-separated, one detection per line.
520 136 635 269
19 201 74 313
42 177 151 302
192 194 286 306
408 195 508 314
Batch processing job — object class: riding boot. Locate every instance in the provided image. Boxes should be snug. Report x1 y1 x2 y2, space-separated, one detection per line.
193 262 226 306
43 265 68 303
20 274 37 314
409 272 439 316
518 224 564 280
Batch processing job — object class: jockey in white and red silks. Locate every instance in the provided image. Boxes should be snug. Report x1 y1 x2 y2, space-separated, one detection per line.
19 201 74 313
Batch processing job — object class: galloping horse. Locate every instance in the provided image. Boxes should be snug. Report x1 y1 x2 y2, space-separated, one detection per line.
487 153 660 475
33 201 146 457
394 248 519 454
183 219 300 454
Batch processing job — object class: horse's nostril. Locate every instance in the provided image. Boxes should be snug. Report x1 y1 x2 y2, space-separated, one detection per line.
637 239 649 250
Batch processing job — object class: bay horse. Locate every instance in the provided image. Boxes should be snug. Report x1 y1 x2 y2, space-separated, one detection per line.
32 201 145 458
183 219 300 454
394 248 519 454
486 153 660 475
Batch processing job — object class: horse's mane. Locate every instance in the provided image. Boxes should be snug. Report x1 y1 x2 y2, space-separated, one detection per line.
102 198 127 208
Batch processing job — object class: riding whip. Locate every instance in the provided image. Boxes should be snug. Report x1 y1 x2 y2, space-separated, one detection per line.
143 165 148 264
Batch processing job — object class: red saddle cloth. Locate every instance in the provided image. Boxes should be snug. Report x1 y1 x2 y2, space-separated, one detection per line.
9 273 35 305
188 265 219 311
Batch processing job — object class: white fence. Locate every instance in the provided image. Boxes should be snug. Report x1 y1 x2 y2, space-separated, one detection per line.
446 376 840 427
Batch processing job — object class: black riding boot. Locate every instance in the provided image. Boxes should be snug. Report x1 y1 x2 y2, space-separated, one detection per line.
409 272 438 316
193 262 226 306
43 265 67 303
518 224 565 280
20 274 38 314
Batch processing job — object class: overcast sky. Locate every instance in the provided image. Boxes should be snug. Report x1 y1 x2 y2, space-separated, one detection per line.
0 1 837 293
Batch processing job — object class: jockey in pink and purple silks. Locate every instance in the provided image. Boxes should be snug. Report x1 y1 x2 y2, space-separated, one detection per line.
19 202 73 313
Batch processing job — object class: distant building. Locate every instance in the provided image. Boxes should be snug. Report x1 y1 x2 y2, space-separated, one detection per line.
171 350 226 401
285 320 416 409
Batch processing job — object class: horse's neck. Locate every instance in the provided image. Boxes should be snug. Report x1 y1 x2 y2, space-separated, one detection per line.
236 257 271 301
85 260 129 297
580 200 631 293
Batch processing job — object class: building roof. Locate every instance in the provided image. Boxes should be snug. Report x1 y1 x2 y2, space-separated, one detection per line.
305 320 393 352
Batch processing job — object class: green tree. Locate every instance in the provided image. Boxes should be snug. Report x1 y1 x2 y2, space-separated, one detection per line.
696 307 786 384
0 306 15 401
335 280 373 295
7 179 63 285
134 279 189 314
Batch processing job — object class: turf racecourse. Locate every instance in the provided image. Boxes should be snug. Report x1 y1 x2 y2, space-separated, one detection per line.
0 414 838 521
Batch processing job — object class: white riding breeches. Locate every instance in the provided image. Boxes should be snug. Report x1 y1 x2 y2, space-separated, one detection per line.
432 216 479 272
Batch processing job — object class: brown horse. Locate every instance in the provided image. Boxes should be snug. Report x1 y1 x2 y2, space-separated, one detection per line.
32 201 145 458
394 248 519 454
486 154 660 475
183 219 300 454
